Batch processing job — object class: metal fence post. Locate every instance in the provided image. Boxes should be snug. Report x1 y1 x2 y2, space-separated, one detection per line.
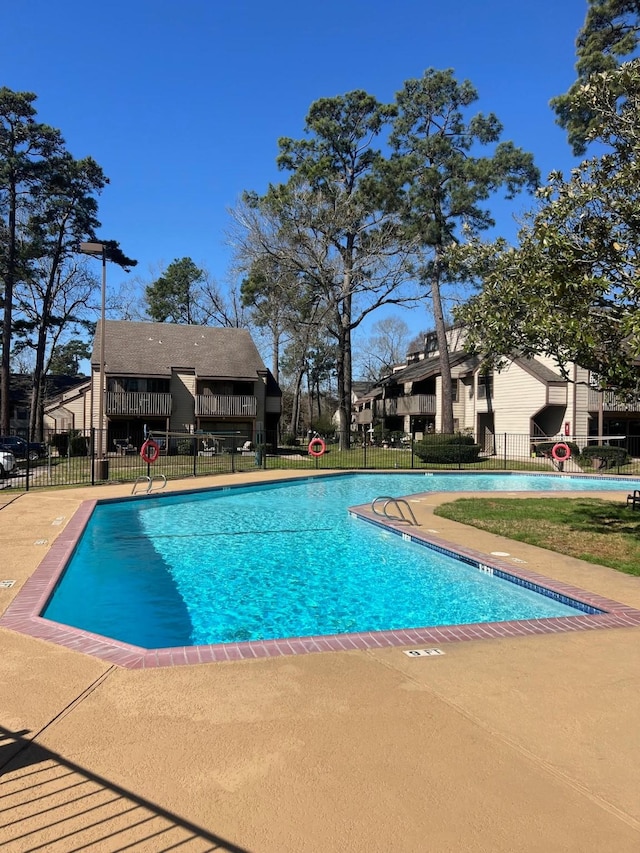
90 427 96 486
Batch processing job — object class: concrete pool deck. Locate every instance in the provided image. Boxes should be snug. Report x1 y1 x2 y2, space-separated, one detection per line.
1 471 639 851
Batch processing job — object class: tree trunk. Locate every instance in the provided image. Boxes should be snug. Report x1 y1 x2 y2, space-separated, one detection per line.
336 253 354 451
1 177 17 434
306 372 313 427
29 241 64 441
29 299 51 441
290 367 304 438
271 326 280 444
431 247 454 433
271 327 280 384
336 311 351 451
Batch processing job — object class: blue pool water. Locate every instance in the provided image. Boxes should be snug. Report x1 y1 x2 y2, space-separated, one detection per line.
44 473 630 647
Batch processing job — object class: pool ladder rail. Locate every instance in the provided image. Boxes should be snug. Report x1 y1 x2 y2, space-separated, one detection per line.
131 474 168 495
371 496 419 526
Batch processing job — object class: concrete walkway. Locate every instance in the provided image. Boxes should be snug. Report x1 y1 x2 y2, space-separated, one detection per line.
1 473 639 852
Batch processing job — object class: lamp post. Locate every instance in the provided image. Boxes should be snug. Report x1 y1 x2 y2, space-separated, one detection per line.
80 242 107 464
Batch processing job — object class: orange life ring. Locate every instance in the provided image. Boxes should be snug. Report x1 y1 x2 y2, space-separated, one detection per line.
308 437 326 457
140 439 160 464
551 442 571 462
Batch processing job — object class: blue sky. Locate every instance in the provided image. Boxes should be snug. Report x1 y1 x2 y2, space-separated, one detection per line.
3 0 590 350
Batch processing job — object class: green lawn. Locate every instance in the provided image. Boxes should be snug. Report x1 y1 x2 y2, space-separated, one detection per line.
434 497 640 576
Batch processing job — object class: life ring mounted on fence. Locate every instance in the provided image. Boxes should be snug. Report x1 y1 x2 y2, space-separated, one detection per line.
551 442 571 462
140 439 160 464
308 437 326 457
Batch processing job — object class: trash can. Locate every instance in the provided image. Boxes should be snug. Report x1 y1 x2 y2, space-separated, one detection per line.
93 459 109 481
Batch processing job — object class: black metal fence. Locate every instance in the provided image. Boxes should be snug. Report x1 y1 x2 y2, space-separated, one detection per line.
2 429 640 492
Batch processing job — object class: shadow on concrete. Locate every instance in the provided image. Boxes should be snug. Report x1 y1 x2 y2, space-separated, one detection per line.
0 726 250 852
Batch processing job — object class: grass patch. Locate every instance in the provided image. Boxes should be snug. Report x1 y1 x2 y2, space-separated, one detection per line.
434 497 640 576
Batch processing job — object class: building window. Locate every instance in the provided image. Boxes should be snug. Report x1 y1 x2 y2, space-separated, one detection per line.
109 377 139 393
425 333 438 355
477 373 493 400
451 379 458 402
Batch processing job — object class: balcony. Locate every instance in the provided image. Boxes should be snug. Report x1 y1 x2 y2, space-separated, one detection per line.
355 410 374 425
195 394 257 417
588 389 640 413
106 391 172 416
378 395 437 417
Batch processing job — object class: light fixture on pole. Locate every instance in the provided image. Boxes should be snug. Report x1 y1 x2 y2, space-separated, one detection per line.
80 242 107 460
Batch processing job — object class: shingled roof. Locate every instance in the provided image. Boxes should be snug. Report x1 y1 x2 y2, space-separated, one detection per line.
380 351 477 385
512 355 566 384
91 321 268 380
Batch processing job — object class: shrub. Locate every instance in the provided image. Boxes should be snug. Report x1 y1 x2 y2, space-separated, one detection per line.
414 432 482 464
580 444 629 468
49 433 69 456
282 433 298 447
69 432 89 457
533 440 581 460
49 430 88 457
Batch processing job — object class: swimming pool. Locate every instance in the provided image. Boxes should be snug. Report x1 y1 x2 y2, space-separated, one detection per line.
42 472 635 649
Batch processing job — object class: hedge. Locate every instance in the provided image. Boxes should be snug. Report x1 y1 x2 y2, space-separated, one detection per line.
49 430 89 457
579 444 629 468
414 433 482 464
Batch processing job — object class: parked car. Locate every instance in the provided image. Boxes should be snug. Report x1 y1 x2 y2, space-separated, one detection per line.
0 435 47 462
0 449 16 479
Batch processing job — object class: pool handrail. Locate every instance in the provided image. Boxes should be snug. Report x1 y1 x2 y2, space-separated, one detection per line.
131 474 168 495
371 495 419 526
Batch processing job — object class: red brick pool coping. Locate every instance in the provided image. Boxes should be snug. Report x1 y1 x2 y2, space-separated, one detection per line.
1 495 640 669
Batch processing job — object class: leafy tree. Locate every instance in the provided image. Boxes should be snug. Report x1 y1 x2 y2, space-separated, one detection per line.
236 91 417 449
304 336 336 424
145 257 205 324
16 154 107 437
238 248 335 439
454 60 640 394
240 257 300 382
145 256 246 327
48 337 91 375
279 326 335 437
389 69 539 432
0 88 135 437
552 0 640 153
0 88 64 433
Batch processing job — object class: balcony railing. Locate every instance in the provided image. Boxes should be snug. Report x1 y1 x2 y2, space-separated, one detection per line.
588 389 640 413
106 391 172 416
377 395 437 417
355 410 374 425
195 394 257 417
